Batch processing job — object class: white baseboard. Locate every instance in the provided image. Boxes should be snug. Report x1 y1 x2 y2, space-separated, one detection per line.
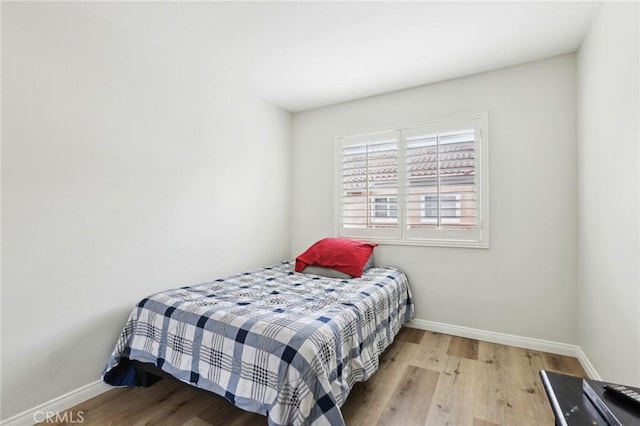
406 318 600 379
576 345 602 380
1 380 111 426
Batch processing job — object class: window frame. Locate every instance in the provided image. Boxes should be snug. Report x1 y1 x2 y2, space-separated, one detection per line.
334 113 489 248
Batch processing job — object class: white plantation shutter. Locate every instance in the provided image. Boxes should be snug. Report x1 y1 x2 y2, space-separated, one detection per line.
338 131 400 239
404 118 484 243
336 114 488 247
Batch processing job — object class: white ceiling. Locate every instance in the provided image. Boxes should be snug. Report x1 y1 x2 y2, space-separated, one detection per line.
77 1 601 113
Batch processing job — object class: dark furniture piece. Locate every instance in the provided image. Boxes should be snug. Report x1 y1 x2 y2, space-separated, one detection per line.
540 370 640 426
540 370 607 425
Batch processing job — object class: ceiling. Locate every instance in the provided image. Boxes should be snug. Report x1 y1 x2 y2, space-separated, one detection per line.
76 1 601 113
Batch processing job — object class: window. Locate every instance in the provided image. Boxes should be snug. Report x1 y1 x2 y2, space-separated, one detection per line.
335 114 489 248
339 131 399 236
421 194 461 224
372 196 397 224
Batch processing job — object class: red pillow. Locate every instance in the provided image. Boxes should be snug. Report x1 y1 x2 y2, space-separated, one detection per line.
295 238 378 278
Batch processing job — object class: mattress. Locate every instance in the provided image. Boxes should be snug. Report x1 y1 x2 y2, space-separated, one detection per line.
103 260 413 425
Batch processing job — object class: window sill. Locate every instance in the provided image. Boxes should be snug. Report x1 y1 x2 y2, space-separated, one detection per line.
345 235 490 249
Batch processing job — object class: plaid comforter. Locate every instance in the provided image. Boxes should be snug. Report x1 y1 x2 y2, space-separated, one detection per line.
102 260 413 425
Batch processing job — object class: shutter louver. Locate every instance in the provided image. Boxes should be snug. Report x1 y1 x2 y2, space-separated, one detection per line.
405 127 476 231
340 132 399 235
336 114 487 247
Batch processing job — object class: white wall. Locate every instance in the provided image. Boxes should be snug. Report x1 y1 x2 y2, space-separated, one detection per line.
577 2 640 385
1 2 291 420
292 55 578 344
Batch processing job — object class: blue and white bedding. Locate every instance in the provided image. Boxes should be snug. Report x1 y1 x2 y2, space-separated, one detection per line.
102 260 413 426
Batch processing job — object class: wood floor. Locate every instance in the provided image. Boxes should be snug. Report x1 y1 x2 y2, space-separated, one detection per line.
48 328 586 425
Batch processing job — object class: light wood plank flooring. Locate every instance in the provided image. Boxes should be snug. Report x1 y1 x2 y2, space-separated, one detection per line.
44 328 586 425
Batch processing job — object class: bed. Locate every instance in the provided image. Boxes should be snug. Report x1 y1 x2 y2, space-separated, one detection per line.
102 259 413 426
